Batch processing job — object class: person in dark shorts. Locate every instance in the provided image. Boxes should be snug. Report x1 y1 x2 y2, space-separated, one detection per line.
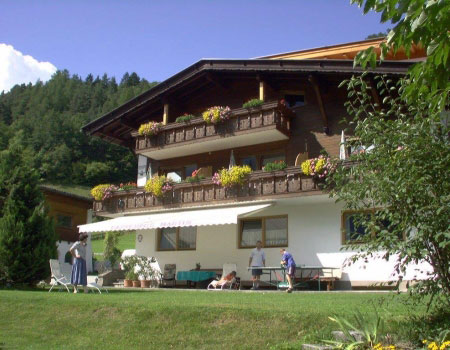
249 240 265 290
280 248 296 293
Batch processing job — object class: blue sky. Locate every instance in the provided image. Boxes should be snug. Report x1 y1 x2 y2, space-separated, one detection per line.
0 1 389 85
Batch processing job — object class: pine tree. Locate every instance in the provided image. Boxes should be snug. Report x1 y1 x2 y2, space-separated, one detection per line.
0 142 57 285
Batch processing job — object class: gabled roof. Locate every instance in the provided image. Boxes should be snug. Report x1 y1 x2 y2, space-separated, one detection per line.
258 38 426 60
41 184 93 203
82 58 413 140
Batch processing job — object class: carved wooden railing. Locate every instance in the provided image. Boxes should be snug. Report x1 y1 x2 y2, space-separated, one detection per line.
132 101 291 153
93 166 323 215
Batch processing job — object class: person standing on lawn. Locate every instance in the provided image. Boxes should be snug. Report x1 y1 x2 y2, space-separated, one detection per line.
70 233 89 293
280 248 296 293
249 240 265 290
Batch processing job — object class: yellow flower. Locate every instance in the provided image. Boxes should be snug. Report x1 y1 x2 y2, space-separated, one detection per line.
144 175 169 197
217 166 252 187
301 159 312 175
91 184 111 201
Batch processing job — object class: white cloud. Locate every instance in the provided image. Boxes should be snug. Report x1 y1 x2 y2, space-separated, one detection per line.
0 43 57 93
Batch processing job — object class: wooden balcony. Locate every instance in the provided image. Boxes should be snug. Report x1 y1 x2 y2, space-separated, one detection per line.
132 101 291 160
93 166 323 216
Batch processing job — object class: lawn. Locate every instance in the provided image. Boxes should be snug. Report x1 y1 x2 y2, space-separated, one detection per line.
0 290 426 350
91 232 136 259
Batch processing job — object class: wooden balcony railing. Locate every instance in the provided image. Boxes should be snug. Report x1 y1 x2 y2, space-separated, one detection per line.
93 166 323 215
132 101 291 155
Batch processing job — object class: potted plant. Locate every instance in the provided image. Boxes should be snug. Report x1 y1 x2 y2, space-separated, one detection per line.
138 121 162 137
91 184 118 201
202 106 231 124
132 272 140 288
175 113 196 123
121 255 138 287
242 98 263 110
137 256 154 288
185 169 205 183
262 160 287 172
212 165 252 188
124 270 136 287
144 175 173 198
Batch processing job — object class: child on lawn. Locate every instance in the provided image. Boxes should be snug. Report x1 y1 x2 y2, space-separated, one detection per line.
280 248 296 293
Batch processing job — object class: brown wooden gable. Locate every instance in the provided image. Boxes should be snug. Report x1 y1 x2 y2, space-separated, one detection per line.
82 59 412 147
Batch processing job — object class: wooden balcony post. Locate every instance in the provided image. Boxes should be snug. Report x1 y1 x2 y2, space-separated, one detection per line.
259 81 266 101
163 103 169 125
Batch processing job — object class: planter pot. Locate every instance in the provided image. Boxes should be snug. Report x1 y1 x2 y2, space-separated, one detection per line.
124 279 133 287
140 280 151 288
132 280 140 288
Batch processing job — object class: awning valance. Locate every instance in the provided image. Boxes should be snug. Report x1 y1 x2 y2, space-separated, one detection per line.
78 203 272 233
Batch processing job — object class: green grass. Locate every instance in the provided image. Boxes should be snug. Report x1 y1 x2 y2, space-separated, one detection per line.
91 233 136 259
0 290 426 350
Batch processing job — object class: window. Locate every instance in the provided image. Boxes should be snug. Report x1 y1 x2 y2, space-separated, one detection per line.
158 227 197 251
341 210 402 244
342 212 371 243
56 214 72 229
184 164 197 178
284 93 305 108
239 216 288 248
241 155 257 171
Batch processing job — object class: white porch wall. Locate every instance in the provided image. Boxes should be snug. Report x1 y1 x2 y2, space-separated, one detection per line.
135 196 431 286
56 233 93 273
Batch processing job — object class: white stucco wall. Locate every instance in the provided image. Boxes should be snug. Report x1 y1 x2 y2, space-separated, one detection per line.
134 195 431 287
56 233 93 273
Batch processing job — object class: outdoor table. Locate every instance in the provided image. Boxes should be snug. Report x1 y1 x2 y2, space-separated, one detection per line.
176 271 216 288
248 266 339 291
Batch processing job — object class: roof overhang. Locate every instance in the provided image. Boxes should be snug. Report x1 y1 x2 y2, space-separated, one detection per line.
81 59 413 144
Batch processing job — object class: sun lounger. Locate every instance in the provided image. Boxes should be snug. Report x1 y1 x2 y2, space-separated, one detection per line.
207 263 239 290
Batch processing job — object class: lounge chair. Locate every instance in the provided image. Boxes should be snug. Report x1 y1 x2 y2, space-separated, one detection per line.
49 259 72 293
49 259 108 293
207 263 239 290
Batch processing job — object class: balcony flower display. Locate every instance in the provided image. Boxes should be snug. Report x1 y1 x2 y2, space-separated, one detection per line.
263 160 287 172
185 169 205 183
242 98 263 109
175 113 195 123
144 175 173 197
212 165 252 188
118 182 137 191
91 184 119 201
202 106 231 124
301 155 335 179
138 121 162 136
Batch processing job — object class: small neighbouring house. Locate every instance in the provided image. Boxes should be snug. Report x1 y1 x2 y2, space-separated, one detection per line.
41 185 94 272
78 38 430 289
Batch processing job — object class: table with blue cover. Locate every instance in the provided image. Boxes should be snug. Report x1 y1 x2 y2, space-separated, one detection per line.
177 270 216 288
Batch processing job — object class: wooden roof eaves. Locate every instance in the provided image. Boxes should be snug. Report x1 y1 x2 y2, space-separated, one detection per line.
81 59 412 135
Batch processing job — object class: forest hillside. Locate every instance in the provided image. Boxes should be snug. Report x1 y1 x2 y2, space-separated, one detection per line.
0 71 157 188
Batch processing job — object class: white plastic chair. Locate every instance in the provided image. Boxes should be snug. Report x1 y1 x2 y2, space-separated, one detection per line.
49 259 108 293
207 263 238 290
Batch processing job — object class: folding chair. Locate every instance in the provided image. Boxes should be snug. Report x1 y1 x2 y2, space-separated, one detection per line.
160 264 176 287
